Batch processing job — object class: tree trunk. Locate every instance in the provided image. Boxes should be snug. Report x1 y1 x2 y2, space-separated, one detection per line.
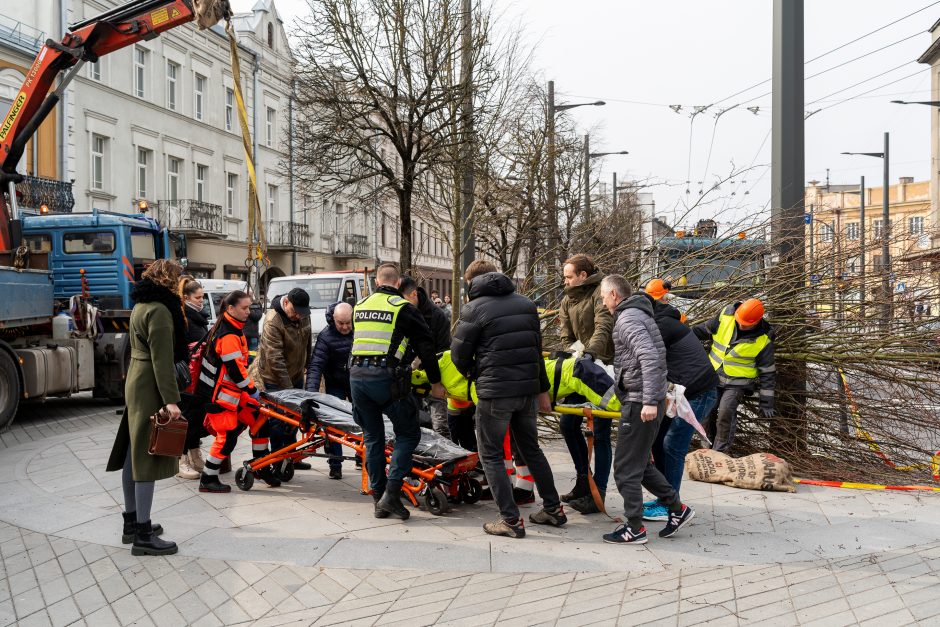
398 185 413 273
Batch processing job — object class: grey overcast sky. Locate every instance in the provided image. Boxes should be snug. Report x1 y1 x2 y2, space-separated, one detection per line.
235 0 939 229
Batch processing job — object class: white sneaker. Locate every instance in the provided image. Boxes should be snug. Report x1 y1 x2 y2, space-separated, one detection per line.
188 448 205 473
177 455 200 480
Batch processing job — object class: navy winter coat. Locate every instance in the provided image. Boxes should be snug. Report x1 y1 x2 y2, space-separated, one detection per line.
305 302 352 393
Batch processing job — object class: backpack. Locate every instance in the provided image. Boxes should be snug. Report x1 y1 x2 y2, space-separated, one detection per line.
185 337 210 395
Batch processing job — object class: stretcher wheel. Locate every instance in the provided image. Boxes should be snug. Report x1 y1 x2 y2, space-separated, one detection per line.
424 487 450 515
459 477 482 504
275 459 295 482
235 468 254 491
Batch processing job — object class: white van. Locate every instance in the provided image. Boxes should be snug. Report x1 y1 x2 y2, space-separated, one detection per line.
197 279 251 326
265 272 369 341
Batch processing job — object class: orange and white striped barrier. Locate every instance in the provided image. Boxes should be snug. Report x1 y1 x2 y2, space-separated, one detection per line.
794 478 940 493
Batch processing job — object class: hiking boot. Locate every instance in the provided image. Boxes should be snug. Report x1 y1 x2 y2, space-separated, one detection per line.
373 494 390 519
483 518 525 538
188 448 205 473
570 493 602 515
659 504 695 538
643 501 670 521
254 464 282 488
131 521 178 556
355 455 363 469
294 461 312 470
513 487 535 505
121 512 162 544
176 455 199 480
329 467 342 480
603 524 648 545
199 473 231 494
561 474 589 502
377 485 410 520
529 506 567 527
220 458 232 474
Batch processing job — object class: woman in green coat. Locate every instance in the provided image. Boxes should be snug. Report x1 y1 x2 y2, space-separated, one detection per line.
106 259 189 556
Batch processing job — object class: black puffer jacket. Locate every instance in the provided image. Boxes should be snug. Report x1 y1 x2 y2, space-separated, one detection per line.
416 286 451 353
184 302 210 344
305 302 352 393
649 297 718 399
451 272 549 400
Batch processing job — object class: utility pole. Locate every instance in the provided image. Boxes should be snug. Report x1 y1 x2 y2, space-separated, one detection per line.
859 175 865 321
459 0 474 277
612 171 618 212
288 78 296 274
881 132 891 328
583 134 591 224
546 80 559 267
770 0 806 452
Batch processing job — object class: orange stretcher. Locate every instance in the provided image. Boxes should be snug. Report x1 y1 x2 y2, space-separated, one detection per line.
234 389 482 515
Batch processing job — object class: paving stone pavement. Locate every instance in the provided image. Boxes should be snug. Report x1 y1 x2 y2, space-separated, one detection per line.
1 396 940 625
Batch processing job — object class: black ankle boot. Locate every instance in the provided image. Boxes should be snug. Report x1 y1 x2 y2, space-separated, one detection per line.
131 521 177 556
199 473 231 494
373 493 390 519
561 474 590 503
377 485 410 520
253 463 282 487
122 512 163 544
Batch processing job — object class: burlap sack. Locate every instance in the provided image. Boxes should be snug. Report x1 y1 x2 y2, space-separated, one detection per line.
685 449 797 493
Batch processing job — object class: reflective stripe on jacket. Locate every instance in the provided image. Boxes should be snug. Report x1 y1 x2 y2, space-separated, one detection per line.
352 292 409 360
709 307 771 383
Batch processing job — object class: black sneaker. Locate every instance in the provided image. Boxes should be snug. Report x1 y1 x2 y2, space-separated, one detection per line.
569 494 601 515
329 467 342 480
659 504 695 538
483 518 525 538
603 524 648 545
529 506 567 527
513 487 535 505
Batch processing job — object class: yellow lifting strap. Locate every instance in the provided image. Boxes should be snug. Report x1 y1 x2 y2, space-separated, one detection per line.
225 20 269 278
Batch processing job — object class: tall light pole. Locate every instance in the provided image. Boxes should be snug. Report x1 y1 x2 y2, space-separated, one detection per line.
842 131 891 328
460 0 474 278
582 133 628 224
547 81 604 265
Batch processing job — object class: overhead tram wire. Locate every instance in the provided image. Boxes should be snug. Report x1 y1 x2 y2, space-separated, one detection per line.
810 69 927 116
806 61 915 106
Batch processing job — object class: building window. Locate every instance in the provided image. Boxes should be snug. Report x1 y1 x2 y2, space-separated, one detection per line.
167 157 181 202
267 184 277 221
134 47 147 99
91 135 106 190
136 148 150 200
194 74 206 121
846 222 859 241
226 173 237 216
266 107 276 147
847 256 860 274
819 223 833 243
873 219 891 240
909 216 925 235
873 254 884 271
89 60 101 81
195 164 207 202
225 88 234 131
166 61 178 110
267 23 275 49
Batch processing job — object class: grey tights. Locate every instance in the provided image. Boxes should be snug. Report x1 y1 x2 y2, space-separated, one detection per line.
122 447 155 523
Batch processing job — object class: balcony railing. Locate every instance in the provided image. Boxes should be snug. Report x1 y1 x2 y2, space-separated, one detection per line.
267 221 312 250
16 175 74 214
156 199 224 238
0 15 44 54
335 234 369 258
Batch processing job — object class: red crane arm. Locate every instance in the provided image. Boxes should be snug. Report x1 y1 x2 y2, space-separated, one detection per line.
0 0 230 252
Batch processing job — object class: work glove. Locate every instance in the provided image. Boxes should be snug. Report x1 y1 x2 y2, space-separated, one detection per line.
759 395 774 419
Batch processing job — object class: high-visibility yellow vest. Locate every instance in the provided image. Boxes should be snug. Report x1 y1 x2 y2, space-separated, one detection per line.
352 292 409 360
709 307 770 381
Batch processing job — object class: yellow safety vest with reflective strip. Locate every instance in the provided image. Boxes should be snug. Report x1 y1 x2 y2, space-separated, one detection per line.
709 309 770 381
352 292 409 360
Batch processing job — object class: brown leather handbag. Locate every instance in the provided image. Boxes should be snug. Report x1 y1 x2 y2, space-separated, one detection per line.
148 406 189 457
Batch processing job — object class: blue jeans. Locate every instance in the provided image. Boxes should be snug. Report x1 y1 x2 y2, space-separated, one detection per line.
324 386 348 469
657 388 718 494
350 371 420 495
559 412 612 493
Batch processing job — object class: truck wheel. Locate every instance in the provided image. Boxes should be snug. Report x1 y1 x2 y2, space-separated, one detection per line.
0 349 21 430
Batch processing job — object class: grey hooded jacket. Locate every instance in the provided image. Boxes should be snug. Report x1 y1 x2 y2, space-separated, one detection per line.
611 294 668 405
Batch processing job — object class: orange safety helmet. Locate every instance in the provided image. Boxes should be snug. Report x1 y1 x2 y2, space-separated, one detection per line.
734 298 765 326
645 278 671 301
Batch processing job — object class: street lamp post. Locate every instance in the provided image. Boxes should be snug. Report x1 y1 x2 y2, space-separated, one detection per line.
582 132 628 224
842 131 891 328
546 80 604 265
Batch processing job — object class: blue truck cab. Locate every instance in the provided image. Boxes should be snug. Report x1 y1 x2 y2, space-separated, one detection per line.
19 209 178 312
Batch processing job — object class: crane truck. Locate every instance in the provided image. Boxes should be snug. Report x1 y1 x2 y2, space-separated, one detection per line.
0 0 231 428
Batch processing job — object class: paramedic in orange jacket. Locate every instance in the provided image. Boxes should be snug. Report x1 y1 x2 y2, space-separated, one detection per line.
195 291 279 493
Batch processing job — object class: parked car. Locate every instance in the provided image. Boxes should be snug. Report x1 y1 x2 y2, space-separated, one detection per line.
197 279 251 326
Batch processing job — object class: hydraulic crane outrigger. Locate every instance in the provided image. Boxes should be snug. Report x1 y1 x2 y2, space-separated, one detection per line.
0 0 231 253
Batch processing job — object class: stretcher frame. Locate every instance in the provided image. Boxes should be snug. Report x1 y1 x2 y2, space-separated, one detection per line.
233 395 482 515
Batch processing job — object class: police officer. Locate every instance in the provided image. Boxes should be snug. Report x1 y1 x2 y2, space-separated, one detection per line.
350 263 445 520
